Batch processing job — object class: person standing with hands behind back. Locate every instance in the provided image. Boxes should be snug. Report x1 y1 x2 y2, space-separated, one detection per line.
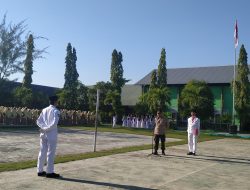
187 110 200 156
36 95 61 178
153 109 168 155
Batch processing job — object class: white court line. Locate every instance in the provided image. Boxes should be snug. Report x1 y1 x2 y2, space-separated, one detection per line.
160 162 218 185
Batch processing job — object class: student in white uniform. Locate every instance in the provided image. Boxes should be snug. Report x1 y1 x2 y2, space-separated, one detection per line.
136 117 140 128
112 115 117 128
37 95 61 178
187 110 200 156
127 116 131 127
122 115 126 127
145 116 149 129
140 116 145 128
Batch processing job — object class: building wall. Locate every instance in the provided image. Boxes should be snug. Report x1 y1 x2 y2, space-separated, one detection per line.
169 86 179 112
222 86 233 115
121 85 142 106
122 84 234 118
211 86 223 114
168 85 233 116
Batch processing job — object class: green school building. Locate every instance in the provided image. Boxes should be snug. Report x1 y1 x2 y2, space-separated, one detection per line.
122 65 237 120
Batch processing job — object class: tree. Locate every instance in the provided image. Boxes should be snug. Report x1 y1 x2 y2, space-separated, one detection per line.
31 90 48 109
13 86 33 107
178 80 214 120
104 89 122 116
76 81 89 111
88 81 113 111
0 15 47 108
0 14 26 81
0 15 46 83
110 49 128 120
157 48 167 88
88 81 113 122
61 43 79 109
110 49 127 93
150 70 158 89
64 43 72 89
16 34 47 108
137 48 170 114
23 34 34 88
58 80 88 111
72 47 79 88
145 87 170 114
234 44 250 131
64 43 79 89
135 101 149 116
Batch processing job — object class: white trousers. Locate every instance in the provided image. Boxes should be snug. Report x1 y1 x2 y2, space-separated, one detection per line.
37 132 57 173
188 133 198 153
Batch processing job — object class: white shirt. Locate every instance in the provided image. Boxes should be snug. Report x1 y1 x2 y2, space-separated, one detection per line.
37 105 60 132
187 116 200 134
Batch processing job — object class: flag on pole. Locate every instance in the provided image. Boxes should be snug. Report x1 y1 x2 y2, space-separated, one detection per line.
234 20 238 48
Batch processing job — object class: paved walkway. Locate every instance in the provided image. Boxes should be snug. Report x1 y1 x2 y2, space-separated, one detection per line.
1 138 250 190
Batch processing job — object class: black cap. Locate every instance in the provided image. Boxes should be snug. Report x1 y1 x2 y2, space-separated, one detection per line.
49 95 58 102
190 109 197 113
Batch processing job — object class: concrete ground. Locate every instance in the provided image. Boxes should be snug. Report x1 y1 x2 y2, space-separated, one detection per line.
0 138 250 190
0 127 180 162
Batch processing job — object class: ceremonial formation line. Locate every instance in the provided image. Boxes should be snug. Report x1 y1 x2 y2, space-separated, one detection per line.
0 106 96 126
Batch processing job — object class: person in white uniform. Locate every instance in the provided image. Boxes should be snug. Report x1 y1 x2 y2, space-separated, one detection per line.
112 115 117 128
187 110 200 156
37 95 61 178
122 115 127 127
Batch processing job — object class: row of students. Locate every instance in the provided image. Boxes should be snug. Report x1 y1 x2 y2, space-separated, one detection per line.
121 115 155 129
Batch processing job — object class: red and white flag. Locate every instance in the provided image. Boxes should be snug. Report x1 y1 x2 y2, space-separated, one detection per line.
234 20 238 48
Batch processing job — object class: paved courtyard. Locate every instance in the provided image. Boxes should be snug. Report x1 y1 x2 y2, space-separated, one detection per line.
0 127 179 162
0 137 250 190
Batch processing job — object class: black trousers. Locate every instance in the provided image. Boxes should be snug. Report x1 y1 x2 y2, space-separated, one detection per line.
154 134 165 152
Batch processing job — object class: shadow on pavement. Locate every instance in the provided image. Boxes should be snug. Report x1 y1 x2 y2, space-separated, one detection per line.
57 177 158 190
199 154 250 162
158 154 250 165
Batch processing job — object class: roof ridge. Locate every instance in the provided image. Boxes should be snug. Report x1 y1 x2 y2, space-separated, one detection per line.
167 65 233 70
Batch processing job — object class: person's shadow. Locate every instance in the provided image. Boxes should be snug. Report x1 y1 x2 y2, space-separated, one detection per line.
57 177 157 190
159 154 250 165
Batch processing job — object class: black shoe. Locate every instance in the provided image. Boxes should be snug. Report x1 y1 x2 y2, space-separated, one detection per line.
153 151 158 155
162 151 166 155
187 152 193 155
37 171 46 177
46 173 61 178
192 152 196 156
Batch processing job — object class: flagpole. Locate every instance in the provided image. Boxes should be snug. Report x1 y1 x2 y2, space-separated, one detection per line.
232 48 236 125
232 19 238 128
93 89 100 152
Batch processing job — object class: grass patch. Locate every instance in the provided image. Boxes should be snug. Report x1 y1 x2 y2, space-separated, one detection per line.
0 125 37 131
62 125 154 136
62 125 224 141
0 160 37 172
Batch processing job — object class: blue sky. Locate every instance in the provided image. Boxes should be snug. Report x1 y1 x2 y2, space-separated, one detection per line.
1 0 250 88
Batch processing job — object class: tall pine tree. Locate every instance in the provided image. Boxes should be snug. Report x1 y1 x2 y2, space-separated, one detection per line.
137 48 170 113
23 34 34 88
64 43 73 89
109 49 129 117
157 48 167 88
72 47 79 88
234 44 250 131
62 43 79 109
150 70 158 89
110 49 126 93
